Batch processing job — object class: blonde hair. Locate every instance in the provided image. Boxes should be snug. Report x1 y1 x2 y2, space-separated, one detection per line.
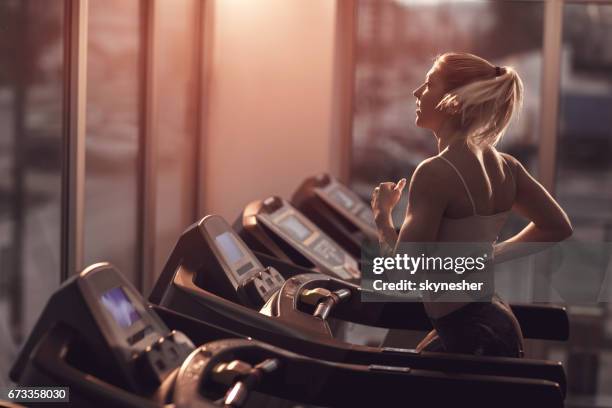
434 52 524 146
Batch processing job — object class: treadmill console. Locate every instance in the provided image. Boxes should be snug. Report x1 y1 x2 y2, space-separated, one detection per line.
315 174 378 235
11 263 194 395
246 196 360 282
200 215 286 308
81 265 169 360
291 174 380 255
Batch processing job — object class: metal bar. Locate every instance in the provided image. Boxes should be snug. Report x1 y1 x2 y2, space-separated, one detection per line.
330 0 357 184
9 0 29 344
138 0 158 295
538 0 564 192
61 0 88 281
531 0 565 360
191 0 206 223
197 0 215 217
565 0 612 3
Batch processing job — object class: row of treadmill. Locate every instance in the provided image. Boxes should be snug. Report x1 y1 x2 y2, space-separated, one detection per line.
10 174 571 407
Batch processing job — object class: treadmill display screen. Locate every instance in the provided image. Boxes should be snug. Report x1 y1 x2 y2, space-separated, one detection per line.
101 287 141 329
216 232 244 264
331 188 355 210
279 215 312 241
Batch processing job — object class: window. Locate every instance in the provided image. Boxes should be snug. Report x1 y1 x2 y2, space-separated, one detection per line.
0 0 65 385
0 0 203 388
556 3 612 242
84 0 141 283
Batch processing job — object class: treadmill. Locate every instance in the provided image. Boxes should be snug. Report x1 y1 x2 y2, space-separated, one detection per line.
10 263 563 407
149 214 568 397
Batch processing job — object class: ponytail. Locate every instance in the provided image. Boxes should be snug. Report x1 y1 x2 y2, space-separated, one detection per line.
434 53 524 146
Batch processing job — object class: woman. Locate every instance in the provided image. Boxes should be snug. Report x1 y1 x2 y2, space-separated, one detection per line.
370 52 572 357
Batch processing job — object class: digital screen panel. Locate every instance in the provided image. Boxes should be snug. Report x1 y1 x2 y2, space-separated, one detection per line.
279 215 312 241
331 188 355 210
215 231 245 264
101 287 141 329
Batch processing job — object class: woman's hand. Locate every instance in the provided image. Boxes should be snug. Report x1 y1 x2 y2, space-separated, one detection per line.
371 178 407 224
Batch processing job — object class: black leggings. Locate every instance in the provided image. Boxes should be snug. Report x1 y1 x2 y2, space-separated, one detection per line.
422 295 525 358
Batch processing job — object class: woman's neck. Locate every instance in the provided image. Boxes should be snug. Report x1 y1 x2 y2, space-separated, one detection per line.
434 122 467 153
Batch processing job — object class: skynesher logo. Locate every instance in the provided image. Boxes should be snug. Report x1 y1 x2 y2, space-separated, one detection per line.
372 253 489 275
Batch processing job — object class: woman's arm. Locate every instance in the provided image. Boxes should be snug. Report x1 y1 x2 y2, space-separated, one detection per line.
395 161 446 249
371 160 446 256
374 210 399 256
494 155 573 263
371 179 405 255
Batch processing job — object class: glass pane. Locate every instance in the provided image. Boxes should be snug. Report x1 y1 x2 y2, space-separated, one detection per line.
84 0 141 284
152 0 198 291
557 3 612 242
351 0 544 238
554 3 612 402
0 0 65 385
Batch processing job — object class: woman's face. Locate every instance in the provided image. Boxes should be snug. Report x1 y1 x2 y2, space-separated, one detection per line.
413 66 449 132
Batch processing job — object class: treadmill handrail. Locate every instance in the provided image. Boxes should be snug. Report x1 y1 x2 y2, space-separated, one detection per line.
196 339 563 408
283 273 569 341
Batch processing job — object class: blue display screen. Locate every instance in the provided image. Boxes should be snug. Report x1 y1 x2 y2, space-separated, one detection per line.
215 232 244 264
101 287 141 329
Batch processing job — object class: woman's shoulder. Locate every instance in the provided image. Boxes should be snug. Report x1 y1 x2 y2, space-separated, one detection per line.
409 156 453 201
484 146 522 172
416 155 452 174
413 155 457 185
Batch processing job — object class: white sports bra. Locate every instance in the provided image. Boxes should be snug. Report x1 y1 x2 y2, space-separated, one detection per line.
436 154 514 243
423 154 515 318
